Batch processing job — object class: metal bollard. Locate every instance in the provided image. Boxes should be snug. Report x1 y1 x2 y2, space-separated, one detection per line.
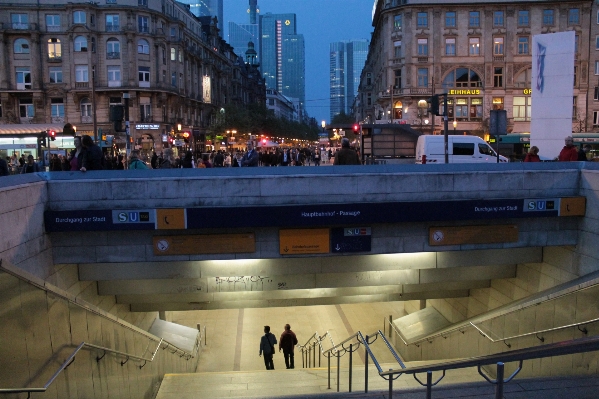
337 353 340 392
365 335 369 393
388 369 393 399
426 371 432 399
327 352 331 389
349 343 353 393
496 362 505 399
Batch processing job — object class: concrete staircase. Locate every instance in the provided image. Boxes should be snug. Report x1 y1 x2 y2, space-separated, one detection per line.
155 362 599 399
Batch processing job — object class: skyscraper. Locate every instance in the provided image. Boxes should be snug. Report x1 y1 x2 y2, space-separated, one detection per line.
178 0 224 32
228 1 260 61
260 13 305 109
330 40 369 120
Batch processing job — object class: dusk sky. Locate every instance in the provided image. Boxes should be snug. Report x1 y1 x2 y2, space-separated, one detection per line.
224 0 375 124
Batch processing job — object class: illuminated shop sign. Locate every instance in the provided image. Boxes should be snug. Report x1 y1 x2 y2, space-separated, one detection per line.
135 124 160 130
523 89 532 95
449 89 481 95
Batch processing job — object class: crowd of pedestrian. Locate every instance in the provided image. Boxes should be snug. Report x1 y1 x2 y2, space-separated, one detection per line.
522 136 594 163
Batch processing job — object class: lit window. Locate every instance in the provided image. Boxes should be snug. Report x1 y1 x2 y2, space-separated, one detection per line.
493 37 504 55
469 38 480 56
48 38 61 59
513 96 531 121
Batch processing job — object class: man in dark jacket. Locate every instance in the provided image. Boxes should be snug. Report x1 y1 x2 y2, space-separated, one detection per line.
334 138 361 165
259 326 278 370
241 142 259 167
80 135 104 172
21 155 41 174
279 324 298 369
0 157 8 176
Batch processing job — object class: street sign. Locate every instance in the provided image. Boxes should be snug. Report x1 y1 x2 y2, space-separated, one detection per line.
331 227 371 253
279 229 329 255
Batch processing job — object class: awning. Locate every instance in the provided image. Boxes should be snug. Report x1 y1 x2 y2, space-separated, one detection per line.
0 123 65 135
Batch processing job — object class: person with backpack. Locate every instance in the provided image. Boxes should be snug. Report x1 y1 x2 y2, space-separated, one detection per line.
259 325 278 370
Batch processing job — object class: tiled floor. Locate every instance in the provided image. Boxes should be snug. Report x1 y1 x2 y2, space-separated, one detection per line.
169 302 408 373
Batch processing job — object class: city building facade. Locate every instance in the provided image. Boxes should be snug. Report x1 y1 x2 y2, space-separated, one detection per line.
357 0 593 143
590 1 599 132
330 39 369 121
265 88 296 121
260 13 306 118
228 0 260 61
0 0 264 160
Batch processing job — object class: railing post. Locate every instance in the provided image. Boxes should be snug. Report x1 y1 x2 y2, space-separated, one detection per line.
349 343 353 393
319 344 321 367
337 353 340 392
327 352 331 390
365 335 369 393
496 362 505 399
308 346 311 368
426 371 432 399
388 369 393 399
389 315 392 337
313 342 316 367
302 348 305 368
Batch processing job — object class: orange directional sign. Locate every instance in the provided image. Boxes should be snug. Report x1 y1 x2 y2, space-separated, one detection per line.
153 233 255 255
156 209 186 230
559 197 585 217
279 229 330 255
429 225 518 246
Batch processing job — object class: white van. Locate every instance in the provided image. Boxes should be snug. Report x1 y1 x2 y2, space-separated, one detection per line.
415 135 508 164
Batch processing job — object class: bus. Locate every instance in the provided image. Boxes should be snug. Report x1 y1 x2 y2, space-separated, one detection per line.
487 133 599 162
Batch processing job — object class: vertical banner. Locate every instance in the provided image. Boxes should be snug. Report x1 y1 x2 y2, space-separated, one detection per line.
203 76 211 104
530 32 574 159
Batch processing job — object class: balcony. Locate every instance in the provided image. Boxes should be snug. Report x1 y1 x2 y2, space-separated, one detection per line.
106 25 120 32
108 80 121 88
75 82 89 89
139 81 150 88
12 23 29 30
81 116 92 123
107 52 120 59
51 117 64 124
493 56 504 62
417 57 429 63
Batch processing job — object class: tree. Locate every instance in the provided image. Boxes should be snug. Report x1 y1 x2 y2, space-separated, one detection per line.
331 112 355 125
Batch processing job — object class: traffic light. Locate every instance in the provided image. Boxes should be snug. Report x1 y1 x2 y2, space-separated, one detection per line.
428 95 440 116
262 138 267 144
353 124 359 132
48 130 56 141
38 131 47 148
183 131 190 143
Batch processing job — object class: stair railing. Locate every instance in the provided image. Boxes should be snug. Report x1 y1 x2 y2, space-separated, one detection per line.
379 334 599 399
298 330 335 369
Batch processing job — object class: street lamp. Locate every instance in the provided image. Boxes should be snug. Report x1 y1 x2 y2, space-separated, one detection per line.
453 119 457 134
321 120 326 132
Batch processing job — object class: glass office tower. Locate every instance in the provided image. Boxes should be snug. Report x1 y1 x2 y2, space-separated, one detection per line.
178 0 223 32
330 40 369 120
260 13 305 107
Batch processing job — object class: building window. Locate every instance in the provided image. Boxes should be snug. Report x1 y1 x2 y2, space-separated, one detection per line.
178 51 182 63
494 67 503 88
74 36 87 52
513 96 531 121
106 14 120 32
75 65 88 82
518 37 529 55
140 101 151 122
574 66 578 86
596 61 599 75
49 67 62 83
393 14 402 31
106 38 120 59
442 68 482 88
107 66 121 87
80 98 92 117
493 37 504 55
572 96 577 118
543 9 554 25
394 41 402 58
417 68 428 87
11 13 28 30
171 72 176 86
595 86 599 100
139 66 150 87
469 11 480 27
568 8 580 25
138 0 148 6
16 67 31 90
14 38 30 54
518 10 529 26
445 38 456 56
51 98 64 118
445 11 456 27
138 39 150 54
493 11 504 27
515 68 531 88
19 98 34 118
492 97 504 110
417 38 428 56
367 93 372 106
171 47 176 61
394 69 402 89
469 38 480 55
575 35 579 54
594 111 599 126
138 16 149 33
46 14 60 32
47 38 61 60
596 36 599 50
73 11 86 25
170 27 176 39
417 12 428 28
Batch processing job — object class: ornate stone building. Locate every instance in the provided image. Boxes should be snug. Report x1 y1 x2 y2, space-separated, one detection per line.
357 0 593 137
0 0 264 157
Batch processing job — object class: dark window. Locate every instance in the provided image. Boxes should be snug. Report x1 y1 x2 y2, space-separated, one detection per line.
453 143 474 156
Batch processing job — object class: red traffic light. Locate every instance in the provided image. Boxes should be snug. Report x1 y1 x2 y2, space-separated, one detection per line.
262 138 267 144
48 130 56 141
182 132 190 138
353 124 359 132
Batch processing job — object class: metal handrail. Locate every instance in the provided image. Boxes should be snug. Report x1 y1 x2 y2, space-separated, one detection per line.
323 331 362 355
0 338 171 395
471 316 598 344
404 272 599 346
383 316 408 346
379 335 599 399
297 332 318 350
